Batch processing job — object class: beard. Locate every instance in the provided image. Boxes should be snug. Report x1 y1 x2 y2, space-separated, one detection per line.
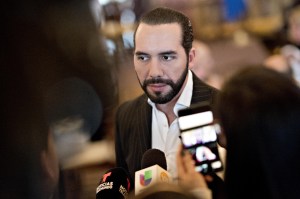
141 66 189 104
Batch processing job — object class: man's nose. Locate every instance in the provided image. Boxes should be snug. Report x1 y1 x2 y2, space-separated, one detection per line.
148 59 163 78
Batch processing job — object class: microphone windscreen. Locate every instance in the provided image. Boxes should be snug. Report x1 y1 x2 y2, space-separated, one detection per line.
96 167 131 199
141 149 167 170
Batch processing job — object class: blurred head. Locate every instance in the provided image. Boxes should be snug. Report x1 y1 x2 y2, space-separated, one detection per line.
133 7 195 104
191 40 215 80
216 66 300 198
288 5 300 45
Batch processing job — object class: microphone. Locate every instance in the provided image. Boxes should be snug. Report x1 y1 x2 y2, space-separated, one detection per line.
135 149 172 195
141 148 167 170
96 167 131 199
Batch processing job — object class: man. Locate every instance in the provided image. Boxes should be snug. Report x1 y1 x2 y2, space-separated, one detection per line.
115 7 218 183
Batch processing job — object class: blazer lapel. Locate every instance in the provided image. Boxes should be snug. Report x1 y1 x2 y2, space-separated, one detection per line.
191 72 218 105
136 95 152 153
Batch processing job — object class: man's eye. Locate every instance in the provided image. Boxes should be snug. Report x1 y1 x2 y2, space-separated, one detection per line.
162 55 174 61
137 55 149 61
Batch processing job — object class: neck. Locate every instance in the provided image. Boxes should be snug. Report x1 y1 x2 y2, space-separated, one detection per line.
156 101 177 126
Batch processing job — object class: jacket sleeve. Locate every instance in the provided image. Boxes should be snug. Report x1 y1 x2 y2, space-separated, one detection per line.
114 102 129 172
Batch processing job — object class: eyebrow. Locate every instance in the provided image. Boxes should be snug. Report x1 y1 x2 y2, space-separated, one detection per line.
159 51 177 56
135 51 148 56
135 50 177 56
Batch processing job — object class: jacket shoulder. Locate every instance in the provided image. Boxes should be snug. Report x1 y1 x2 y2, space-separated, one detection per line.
118 94 148 113
116 94 151 126
192 73 219 104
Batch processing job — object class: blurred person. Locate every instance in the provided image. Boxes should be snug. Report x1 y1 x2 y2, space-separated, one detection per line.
263 54 294 77
44 77 104 167
191 40 223 89
177 66 300 199
287 4 300 46
132 0 152 21
1 0 118 197
191 40 215 82
1 45 59 198
217 66 300 199
41 0 119 141
280 44 300 85
9 0 119 142
1 2 60 198
1 72 60 199
266 5 300 85
115 7 219 185
40 1 119 197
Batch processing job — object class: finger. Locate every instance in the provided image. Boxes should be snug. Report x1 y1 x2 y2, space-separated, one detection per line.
176 144 186 178
204 175 213 182
182 152 196 175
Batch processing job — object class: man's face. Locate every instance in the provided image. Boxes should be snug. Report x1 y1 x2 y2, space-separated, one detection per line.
134 23 193 104
288 14 300 45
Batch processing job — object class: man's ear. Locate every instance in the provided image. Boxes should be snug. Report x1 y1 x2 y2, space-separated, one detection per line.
188 47 196 70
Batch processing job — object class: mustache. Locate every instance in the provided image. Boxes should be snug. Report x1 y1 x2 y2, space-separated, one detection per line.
143 77 173 86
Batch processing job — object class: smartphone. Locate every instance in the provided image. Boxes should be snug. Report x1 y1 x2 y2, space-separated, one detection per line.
178 102 223 175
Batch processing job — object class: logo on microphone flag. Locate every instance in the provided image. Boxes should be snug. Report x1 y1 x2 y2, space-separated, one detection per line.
160 171 169 182
139 170 152 186
135 165 172 196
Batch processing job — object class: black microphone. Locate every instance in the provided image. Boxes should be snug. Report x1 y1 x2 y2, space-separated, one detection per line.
135 149 171 195
96 167 131 199
141 148 167 170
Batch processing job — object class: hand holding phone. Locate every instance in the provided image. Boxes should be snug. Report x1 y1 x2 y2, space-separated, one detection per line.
178 102 223 175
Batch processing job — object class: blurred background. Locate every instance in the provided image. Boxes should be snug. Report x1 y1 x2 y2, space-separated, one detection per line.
3 0 300 198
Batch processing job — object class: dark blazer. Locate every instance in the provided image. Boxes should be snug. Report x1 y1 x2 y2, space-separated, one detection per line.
115 73 218 185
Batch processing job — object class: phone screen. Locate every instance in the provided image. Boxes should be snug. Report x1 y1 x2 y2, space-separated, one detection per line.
178 104 223 175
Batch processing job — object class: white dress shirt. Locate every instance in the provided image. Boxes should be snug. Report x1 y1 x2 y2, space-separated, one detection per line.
148 70 193 181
